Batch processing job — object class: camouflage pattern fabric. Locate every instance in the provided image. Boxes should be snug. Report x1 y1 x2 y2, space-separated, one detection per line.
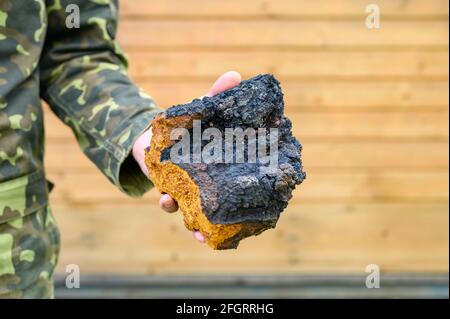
0 0 160 298
0 206 60 298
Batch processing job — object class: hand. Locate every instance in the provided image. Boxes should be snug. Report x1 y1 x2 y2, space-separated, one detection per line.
133 71 242 243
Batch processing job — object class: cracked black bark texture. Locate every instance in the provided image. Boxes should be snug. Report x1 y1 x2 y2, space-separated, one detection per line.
161 74 306 227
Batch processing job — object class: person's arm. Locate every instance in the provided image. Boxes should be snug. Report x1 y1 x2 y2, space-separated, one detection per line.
40 0 158 197
39 1 242 242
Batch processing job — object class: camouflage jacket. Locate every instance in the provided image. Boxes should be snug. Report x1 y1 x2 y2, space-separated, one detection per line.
0 0 160 224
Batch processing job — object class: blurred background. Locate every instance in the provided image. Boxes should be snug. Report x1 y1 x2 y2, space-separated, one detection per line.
46 0 449 298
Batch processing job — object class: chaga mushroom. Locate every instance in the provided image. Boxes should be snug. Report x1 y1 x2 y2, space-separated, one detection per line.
145 74 306 249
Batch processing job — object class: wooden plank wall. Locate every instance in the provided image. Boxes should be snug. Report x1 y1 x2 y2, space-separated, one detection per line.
45 0 449 274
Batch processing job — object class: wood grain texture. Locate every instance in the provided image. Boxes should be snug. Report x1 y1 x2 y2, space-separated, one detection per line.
117 21 448 48
43 0 449 274
53 203 449 274
126 51 449 79
120 0 449 18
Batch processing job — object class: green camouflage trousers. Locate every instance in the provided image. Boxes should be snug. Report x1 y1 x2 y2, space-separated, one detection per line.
0 206 60 299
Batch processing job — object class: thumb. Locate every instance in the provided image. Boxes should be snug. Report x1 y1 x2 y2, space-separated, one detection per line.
206 71 242 97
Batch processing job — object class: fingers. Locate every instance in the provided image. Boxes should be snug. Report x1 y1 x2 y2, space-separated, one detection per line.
132 127 153 178
159 194 178 213
206 71 242 97
193 231 205 243
160 195 205 244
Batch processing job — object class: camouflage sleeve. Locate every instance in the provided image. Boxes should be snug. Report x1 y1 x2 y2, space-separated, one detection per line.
39 0 161 197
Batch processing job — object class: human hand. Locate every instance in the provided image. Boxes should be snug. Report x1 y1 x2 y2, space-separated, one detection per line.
133 71 242 243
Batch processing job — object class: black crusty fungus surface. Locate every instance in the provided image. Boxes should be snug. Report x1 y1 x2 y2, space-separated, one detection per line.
161 74 306 225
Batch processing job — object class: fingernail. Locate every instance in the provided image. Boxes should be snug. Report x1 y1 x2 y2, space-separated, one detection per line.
163 201 174 210
194 231 205 243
